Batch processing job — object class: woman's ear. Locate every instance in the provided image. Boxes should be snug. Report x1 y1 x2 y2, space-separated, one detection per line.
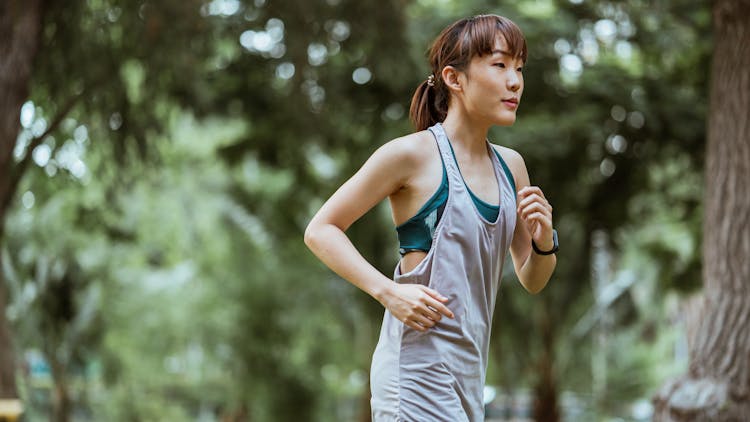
441 65 463 93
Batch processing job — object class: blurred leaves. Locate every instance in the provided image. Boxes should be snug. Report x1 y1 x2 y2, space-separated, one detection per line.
3 0 712 420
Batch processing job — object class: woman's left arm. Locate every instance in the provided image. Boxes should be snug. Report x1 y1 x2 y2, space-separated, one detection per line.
494 145 557 294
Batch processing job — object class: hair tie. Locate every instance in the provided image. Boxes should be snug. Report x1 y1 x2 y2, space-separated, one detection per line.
426 74 435 87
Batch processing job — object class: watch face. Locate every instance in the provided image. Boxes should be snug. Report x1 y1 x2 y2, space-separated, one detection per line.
552 229 558 248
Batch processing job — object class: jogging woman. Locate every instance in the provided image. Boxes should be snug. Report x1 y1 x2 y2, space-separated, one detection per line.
304 14 557 421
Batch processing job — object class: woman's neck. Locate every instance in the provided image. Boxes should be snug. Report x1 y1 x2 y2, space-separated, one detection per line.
441 111 491 158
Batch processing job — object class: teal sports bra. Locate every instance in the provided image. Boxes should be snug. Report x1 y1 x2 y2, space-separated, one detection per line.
396 143 517 256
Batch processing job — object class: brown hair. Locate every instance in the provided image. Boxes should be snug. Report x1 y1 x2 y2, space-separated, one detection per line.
409 14 528 131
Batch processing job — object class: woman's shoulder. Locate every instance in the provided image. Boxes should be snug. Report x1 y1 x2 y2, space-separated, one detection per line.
374 130 435 166
490 143 527 188
491 144 525 167
355 130 436 190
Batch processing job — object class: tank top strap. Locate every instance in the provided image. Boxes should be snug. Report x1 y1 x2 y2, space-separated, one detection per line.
428 122 462 185
487 140 518 208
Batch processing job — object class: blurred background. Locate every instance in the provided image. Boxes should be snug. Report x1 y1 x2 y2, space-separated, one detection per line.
0 0 726 420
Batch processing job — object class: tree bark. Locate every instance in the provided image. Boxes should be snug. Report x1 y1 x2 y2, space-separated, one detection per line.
49 356 70 422
0 254 18 400
0 0 44 399
653 0 750 420
533 304 560 422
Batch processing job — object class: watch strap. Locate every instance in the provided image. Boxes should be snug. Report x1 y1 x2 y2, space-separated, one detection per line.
532 229 558 255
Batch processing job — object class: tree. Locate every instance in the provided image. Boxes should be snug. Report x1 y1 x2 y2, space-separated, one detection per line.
0 0 43 400
0 0 211 403
653 0 750 419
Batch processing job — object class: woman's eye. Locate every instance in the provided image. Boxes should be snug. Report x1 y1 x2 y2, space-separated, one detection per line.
495 63 523 72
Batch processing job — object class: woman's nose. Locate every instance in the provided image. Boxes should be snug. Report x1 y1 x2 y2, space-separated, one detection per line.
507 72 521 91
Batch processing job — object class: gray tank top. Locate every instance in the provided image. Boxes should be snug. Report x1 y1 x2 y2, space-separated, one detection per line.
370 122 517 421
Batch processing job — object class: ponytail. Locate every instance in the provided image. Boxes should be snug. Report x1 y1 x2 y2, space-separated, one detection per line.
409 77 448 131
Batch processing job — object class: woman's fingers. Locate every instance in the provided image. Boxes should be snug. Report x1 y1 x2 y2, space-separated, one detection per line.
423 305 442 322
519 202 551 220
419 286 455 318
519 198 552 213
526 213 553 233
404 307 436 331
425 297 454 319
517 186 552 213
421 286 448 302
388 284 455 331
518 194 552 211
411 322 426 331
518 185 546 200
517 186 554 243
413 314 436 330
517 191 544 206
405 319 426 331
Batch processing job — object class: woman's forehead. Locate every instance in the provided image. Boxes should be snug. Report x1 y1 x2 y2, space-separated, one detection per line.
487 36 524 61
491 36 512 56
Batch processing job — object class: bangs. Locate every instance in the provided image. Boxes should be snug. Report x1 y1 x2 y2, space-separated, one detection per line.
458 15 527 64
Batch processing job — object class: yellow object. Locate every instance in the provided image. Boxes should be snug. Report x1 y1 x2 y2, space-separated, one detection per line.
0 399 23 422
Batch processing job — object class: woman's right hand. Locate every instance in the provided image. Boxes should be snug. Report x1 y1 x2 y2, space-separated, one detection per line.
381 283 455 331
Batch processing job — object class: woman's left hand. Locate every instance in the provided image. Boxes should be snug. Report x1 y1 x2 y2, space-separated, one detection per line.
517 186 554 251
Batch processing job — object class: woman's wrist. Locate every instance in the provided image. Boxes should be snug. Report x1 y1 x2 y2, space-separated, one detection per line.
531 229 558 255
372 279 396 305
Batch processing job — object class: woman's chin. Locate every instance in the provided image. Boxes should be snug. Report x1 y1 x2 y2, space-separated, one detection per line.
493 114 517 126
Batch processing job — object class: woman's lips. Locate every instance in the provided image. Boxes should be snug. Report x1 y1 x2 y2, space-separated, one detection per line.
502 100 518 109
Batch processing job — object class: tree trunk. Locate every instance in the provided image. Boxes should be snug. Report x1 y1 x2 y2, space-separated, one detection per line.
49 356 71 422
653 0 750 420
359 375 372 422
533 304 559 422
0 0 43 400
0 256 18 400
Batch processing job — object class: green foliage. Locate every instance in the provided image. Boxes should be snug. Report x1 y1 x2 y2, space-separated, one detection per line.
3 0 713 420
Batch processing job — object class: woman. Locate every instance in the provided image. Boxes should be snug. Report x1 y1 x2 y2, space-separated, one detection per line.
304 14 557 421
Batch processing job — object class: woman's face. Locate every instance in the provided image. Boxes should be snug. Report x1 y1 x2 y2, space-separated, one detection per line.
458 35 524 127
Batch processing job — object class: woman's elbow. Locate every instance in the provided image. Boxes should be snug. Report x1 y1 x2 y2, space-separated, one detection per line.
304 221 321 250
526 284 545 295
518 276 550 295
304 218 335 251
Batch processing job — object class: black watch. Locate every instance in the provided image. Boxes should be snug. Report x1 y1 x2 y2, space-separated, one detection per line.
532 229 558 255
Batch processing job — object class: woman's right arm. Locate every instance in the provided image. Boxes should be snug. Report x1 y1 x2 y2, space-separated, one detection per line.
304 135 454 331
